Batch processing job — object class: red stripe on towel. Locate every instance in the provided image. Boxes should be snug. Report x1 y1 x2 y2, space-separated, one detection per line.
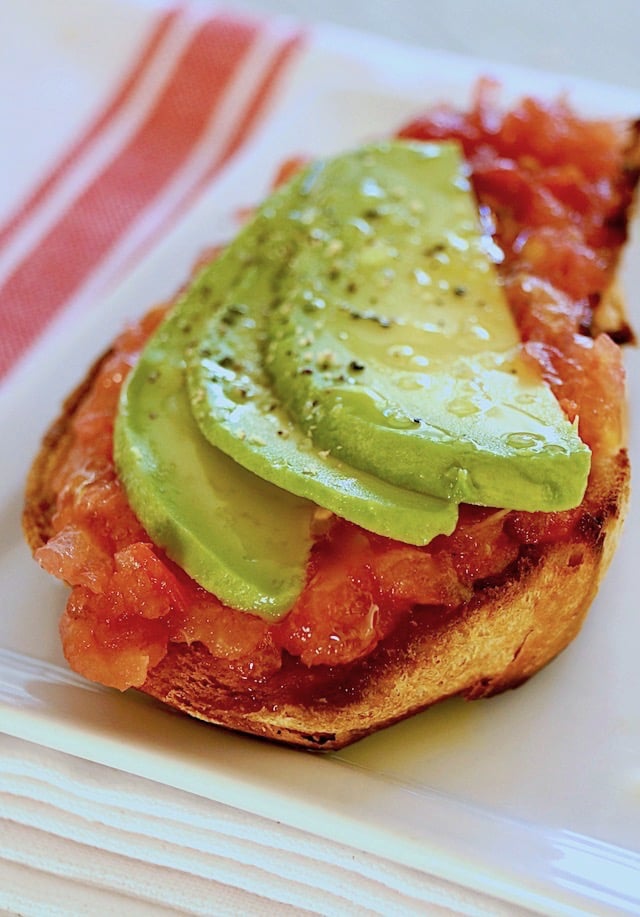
0 10 302 380
0 7 180 253
141 25 305 259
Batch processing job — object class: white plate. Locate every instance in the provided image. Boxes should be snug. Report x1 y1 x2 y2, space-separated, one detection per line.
1 28 640 916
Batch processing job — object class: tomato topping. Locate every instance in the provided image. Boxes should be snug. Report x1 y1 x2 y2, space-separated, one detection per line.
60 586 169 689
37 525 113 593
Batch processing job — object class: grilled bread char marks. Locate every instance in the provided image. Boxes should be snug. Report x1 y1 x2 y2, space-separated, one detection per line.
23 92 639 750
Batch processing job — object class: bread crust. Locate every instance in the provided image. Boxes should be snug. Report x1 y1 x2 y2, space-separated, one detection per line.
23 351 112 555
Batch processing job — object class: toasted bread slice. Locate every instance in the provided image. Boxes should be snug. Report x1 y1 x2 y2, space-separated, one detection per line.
23 99 639 751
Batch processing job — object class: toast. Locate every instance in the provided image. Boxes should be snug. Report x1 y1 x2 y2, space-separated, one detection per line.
24 89 640 750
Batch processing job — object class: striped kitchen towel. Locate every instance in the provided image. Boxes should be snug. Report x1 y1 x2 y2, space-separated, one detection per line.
0 0 303 382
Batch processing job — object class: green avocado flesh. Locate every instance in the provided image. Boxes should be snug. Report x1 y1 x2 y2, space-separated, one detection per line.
115 312 316 617
115 140 590 619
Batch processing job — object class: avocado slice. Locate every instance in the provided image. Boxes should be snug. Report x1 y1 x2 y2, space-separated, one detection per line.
261 142 590 511
114 304 317 619
184 234 458 546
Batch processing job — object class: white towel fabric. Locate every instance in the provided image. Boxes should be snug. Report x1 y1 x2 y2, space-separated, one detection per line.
0 734 533 916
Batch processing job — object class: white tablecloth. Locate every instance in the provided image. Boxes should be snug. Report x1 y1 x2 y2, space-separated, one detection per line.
1 732 534 915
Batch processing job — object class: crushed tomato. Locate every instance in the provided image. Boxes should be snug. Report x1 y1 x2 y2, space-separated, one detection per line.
38 84 633 690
